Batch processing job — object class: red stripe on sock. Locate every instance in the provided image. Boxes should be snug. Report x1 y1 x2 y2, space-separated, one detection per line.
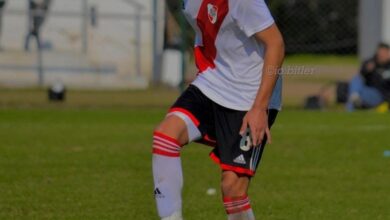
152 148 180 157
153 145 179 155
223 195 249 203
225 204 252 214
154 136 180 149
223 195 251 214
153 131 181 146
153 141 180 152
224 199 250 208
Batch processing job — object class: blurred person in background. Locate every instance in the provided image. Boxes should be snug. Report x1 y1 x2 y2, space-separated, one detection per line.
347 43 390 111
24 0 51 51
0 0 6 50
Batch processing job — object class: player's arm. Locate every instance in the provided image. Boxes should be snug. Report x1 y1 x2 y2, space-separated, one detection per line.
240 23 285 146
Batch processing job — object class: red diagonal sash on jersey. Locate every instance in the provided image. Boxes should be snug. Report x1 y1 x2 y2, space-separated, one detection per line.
195 0 229 73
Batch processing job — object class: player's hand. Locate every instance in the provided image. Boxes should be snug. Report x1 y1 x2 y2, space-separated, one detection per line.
239 108 271 147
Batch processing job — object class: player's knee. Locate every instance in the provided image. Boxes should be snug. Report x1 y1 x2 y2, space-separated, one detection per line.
154 116 188 145
152 129 184 157
152 116 189 157
221 171 249 197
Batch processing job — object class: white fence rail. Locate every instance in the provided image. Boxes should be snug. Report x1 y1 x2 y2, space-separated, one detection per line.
0 0 161 89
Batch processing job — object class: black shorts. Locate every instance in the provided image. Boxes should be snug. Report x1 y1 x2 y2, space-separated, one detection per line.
169 85 278 177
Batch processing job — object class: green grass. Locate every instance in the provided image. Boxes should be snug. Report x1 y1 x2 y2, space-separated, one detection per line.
0 88 179 109
1 108 389 220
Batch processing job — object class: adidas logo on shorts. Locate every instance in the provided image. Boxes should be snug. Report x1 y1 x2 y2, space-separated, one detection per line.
233 154 246 165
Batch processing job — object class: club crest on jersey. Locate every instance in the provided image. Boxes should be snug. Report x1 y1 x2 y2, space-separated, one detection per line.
207 4 218 24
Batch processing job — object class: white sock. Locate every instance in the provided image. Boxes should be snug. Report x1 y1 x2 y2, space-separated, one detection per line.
153 132 184 219
224 195 255 220
161 211 183 220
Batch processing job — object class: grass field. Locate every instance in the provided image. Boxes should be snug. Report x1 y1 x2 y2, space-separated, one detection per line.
1 95 390 219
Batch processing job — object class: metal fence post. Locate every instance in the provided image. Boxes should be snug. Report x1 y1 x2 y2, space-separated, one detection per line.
81 0 88 54
382 0 390 45
37 41 44 86
359 0 382 60
135 11 141 77
152 0 160 83
179 11 186 92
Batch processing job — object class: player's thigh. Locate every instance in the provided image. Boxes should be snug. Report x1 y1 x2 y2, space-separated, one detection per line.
155 115 189 146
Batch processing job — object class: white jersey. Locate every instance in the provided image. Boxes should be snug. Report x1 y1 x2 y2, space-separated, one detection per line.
183 0 282 111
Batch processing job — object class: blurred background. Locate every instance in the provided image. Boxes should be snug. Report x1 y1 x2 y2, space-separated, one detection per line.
0 0 388 109
0 0 159 89
0 1 389 219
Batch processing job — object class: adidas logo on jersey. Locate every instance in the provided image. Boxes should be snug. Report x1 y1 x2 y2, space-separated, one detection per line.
233 154 246 165
207 4 218 24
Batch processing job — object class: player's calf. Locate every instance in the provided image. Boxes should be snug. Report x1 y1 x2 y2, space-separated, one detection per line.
221 171 254 220
152 116 188 220
221 171 249 197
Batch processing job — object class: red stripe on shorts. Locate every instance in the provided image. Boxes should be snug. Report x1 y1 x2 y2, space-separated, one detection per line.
210 152 255 176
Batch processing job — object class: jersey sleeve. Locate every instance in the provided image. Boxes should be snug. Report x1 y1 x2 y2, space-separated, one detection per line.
233 0 275 37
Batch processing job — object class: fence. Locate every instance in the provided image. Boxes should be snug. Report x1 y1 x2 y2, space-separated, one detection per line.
0 0 156 88
165 0 358 55
269 0 358 55
165 0 363 106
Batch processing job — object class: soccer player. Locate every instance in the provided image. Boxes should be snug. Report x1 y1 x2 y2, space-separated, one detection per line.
152 0 284 219
24 0 51 51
